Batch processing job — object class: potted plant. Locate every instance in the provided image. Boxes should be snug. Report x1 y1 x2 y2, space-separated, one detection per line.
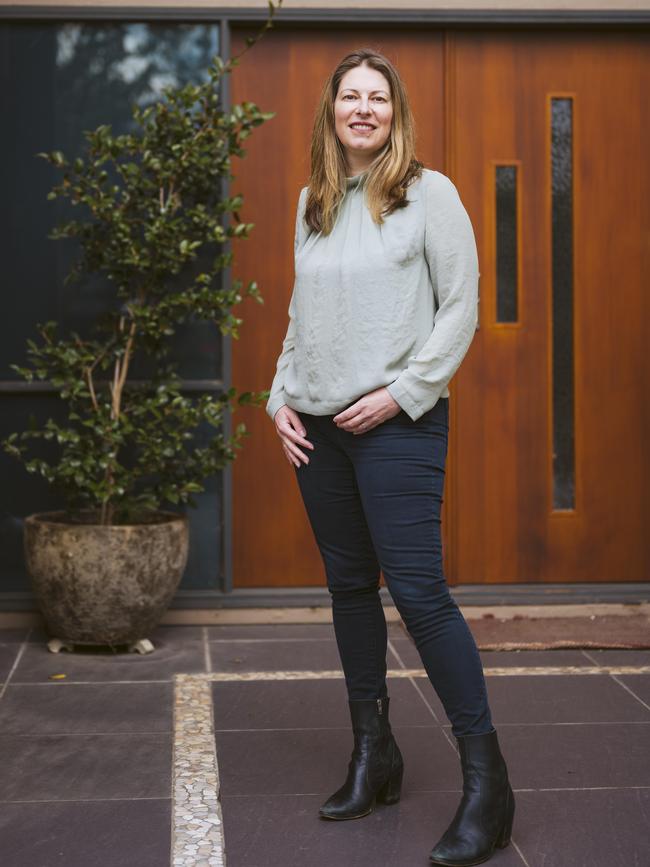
2 7 283 654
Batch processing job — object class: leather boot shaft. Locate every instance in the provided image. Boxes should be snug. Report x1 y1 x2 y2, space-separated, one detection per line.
319 696 404 820
429 728 515 866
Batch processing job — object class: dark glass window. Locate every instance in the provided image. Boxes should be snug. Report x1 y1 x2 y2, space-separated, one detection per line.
550 97 575 510
495 165 518 323
0 21 223 592
1 22 222 381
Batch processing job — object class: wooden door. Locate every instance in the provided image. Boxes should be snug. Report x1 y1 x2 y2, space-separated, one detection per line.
449 30 649 583
230 26 649 588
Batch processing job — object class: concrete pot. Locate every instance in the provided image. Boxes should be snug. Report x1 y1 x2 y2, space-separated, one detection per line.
23 510 189 650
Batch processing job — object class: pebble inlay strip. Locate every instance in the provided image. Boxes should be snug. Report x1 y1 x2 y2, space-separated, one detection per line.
171 661 650 865
176 664 650 684
172 676 225 867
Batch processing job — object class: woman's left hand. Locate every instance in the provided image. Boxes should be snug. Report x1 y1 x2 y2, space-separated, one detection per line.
333 387 402 434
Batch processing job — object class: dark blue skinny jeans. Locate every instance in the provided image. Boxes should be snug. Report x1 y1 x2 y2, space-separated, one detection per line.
293 397 493 738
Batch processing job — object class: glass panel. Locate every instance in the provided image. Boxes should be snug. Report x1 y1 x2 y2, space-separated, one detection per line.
551 97 575 509
495 165 518 322
0 21 222 382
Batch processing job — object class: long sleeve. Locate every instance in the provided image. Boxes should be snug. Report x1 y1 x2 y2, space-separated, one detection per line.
265 186 309 421
385 172 480 421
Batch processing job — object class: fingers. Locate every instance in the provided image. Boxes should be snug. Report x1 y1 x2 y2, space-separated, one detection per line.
333 400 375 434
279 422 314 467
335 410 375 434
282 430 312 466
282 441 309 467
286 419 315 451
334 389 400 433
274 407 314 466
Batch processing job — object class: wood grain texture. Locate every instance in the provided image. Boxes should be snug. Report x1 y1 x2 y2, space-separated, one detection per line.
451 30 649 582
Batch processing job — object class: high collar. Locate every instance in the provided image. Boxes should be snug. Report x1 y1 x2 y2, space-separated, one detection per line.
345 169 369 189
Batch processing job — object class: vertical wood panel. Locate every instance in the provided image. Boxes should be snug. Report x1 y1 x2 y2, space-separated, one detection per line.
452 30 649 582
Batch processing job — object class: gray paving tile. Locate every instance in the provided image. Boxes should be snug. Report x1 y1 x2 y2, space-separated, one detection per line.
0 643 21 681
513 788 650 867
489 673 650 723
616 675 650 708
0 798 171 867
414 674 650 725
0 683 173 734
215 725 459 798
212 677 438 731
0 627 30 684
582 648 650 666
209 637 343 673
0 734 171 801
0 628 31 643
489 723 650 791
11 638 206 683
219 790 525 867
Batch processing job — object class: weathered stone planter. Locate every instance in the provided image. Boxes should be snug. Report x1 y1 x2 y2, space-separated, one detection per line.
23 510 189 653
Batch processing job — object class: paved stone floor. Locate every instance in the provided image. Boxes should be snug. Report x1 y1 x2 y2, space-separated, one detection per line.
0 621 649 867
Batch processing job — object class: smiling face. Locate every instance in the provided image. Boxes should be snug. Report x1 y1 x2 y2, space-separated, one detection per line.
334 62 393 174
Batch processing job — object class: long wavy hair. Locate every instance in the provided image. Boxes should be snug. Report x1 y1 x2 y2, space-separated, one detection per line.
305 48 423 235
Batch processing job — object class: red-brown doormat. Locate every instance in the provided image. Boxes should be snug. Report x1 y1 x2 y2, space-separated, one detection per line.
463 613 650 651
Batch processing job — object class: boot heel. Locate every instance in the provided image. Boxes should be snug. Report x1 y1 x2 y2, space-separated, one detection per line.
496 786 515 849
376 761 403 805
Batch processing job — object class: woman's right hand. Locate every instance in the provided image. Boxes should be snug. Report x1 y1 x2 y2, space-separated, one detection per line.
273 405 315 467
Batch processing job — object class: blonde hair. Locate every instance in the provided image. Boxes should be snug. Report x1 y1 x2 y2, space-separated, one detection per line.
305 47 423 235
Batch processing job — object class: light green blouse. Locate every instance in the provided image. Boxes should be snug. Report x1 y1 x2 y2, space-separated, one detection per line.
265 167 480 422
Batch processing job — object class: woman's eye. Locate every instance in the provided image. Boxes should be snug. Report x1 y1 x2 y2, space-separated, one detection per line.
340 94 388 102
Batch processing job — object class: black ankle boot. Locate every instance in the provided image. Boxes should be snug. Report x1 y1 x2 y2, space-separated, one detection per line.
319 696 404 820
429 728 515 866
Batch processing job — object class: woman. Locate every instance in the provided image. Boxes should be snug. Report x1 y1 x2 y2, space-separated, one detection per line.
266 47 514 866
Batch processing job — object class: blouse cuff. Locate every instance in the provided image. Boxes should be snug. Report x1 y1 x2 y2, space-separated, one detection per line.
385 379 426 422
266 393 288 422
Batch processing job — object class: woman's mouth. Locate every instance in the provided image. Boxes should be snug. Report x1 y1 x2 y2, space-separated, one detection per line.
349 123 376 133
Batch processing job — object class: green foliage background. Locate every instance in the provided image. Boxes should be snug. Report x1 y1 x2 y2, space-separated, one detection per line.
3 4 283 525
